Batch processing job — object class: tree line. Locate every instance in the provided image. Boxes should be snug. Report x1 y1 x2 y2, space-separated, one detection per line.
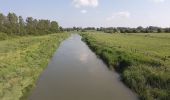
97 26 170 33
63 26 170 33
0 12 60 36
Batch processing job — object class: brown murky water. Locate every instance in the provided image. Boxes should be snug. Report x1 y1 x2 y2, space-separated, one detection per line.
29 34 138 100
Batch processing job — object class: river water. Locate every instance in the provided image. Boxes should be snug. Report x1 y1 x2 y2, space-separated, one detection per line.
29 34 138 100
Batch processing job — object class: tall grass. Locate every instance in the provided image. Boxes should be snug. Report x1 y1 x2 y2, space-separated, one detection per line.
0 33 69 100
81 32 170 100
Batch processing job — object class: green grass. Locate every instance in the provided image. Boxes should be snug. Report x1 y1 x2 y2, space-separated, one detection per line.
81 32 170 100
0 33 69 100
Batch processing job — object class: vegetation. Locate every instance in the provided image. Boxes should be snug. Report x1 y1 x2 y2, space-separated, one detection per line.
0 11 69 100
0 12 60 37
1 10 170 100
0 33 69 100
96 26 170 33
63 26 170 33
81 32 170 100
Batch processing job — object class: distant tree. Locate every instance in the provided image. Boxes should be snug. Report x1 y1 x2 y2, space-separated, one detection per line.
26 17 35 35
137 26 144 33
37 20 50 34
165 28 170 33
18 16 26 35
0 13 5 32
157 28 164 33
96 28 100 31
6 13 19 35
50 21 59 33
84 27 96 30
145 26 159 33
73 26 76 31
59 26 63 32
0 12 61 36
32 19 39 35
77 27 82 31
100 26 170 34
99 27 104 31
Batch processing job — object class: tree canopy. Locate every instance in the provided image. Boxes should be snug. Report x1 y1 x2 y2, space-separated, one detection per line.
0 12 60 36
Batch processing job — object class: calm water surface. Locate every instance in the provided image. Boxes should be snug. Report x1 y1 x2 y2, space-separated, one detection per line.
29 34 138 100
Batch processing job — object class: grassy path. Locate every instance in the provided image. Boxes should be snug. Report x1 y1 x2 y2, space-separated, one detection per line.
81 33 170 100
0 33 69 100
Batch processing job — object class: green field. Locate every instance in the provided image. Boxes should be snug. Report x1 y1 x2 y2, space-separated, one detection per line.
81 32 170 100
0 33 69 100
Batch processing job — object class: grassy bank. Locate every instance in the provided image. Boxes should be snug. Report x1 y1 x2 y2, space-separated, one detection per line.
81 32 170 100
0 33 69 100
0 32 19 41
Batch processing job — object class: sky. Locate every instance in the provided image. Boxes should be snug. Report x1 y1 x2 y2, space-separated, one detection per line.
0 0 170 28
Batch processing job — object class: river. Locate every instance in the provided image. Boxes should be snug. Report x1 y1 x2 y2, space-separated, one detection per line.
29 34 138 100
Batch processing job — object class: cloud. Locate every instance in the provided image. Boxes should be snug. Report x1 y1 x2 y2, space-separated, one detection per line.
73 0 99 8
106 11 131 21
81 9 87 14
150 0 165 3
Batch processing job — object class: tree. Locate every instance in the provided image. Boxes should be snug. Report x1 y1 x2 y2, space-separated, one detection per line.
26 17 35 34
157 28 164 33
59 26 63 32
137 26 144 33
165 28 170 33
18 16 26 35
6 13 19 35
37 20 51 34
50 21 59 33
0 12 61 36
0 13 5 32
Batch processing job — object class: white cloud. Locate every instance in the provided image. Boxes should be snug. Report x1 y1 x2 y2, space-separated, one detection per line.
81 9 87 14
150 0 165 3
106 11 131 21
73 0 99 8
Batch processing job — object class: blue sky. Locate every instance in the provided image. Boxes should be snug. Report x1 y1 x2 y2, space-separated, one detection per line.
0 0 170 27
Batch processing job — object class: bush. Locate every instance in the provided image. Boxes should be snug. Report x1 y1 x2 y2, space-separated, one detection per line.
0 32 8 40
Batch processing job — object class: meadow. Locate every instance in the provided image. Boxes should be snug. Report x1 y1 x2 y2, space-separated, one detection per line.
81 32 170 100
0 33 69 100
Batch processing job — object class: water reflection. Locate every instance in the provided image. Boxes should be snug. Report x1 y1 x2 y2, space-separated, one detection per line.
79 52 89 62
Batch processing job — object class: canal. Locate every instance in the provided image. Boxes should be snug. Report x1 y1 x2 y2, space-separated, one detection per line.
29 34 138 100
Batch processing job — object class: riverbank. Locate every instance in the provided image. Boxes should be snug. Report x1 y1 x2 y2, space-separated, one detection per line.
0 33 69 100
81 32 170 100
